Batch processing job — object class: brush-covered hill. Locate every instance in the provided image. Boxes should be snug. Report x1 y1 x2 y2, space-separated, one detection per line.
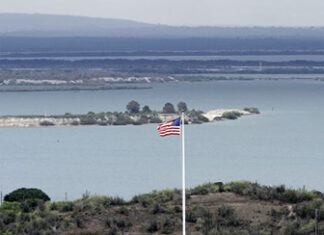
3 13 324 52
2 13 324 39
0 181 323 234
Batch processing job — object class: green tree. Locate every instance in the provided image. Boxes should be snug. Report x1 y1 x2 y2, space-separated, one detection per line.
4 188 50 202
177 102 188 112
163 103 176 113
142 105 152 113
126 100 140 114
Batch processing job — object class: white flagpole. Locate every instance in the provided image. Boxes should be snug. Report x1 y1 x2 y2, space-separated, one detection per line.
181 112 186 235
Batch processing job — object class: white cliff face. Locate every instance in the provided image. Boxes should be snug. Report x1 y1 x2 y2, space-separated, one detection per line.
90 76 175 83
0 117 80 127
0 76 176 87
202 109 251 122
158 113 179 123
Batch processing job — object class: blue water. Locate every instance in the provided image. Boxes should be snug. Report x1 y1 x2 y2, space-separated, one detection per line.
0 80 321 115
1 80 324 201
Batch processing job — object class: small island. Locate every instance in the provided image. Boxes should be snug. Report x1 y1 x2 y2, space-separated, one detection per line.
0 101 260 128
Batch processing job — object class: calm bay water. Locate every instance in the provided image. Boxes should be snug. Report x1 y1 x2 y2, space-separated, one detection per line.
1 80 324 200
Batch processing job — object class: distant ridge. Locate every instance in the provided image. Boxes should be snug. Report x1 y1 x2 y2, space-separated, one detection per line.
1 13 324 38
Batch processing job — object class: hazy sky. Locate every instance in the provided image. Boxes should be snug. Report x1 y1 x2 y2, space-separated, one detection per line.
1 0 324 26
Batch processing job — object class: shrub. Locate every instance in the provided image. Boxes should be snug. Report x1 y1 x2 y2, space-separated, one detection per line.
191 183 221 195
55 201 74 212
227 181 252 195
150 117 162 123
50 202 58 211
107 226 118 235
198 114 209 122
112 115 134 125
132 189 175 207
25 199 39 210
192 185 209 195
115 219 132 228
2 212 16 225
40 120 55 126
201 211 217 234
84 196 110 208
71 120 80 125
161 226 174 234
75 216 84 228
136 115 149 124
147 220 159 232
284 189 298 203
221 111 242 120
113 119 129 125
244 107 260 114
142 105 152 113
97 120 108 126
186 210 198 223
0 201 21 213
218 205 234 218
4 188 50 202
224 181 320 205
109 196 125 206
152 203 166 214
21 201 30 213
173 206 182 213
106 218 132 229
192 119 202 124
217 205 241 226
294 198 324 219
80 116 97 125
37 200 46 211
297 220 316 234
118 206 129 215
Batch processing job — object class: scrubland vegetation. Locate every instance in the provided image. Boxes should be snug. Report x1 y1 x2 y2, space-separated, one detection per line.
1 181 323 234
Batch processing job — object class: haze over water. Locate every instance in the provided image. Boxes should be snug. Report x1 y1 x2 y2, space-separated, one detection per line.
1 79 324 200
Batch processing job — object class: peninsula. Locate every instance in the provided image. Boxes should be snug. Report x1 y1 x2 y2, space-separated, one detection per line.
0 101 259 128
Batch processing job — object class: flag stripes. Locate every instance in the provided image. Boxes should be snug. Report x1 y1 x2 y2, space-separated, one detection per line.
157 117 181 137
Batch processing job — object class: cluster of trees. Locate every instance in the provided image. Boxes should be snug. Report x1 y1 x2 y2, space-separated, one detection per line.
126 100 188 114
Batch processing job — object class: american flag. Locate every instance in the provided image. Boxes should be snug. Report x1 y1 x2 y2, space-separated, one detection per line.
157 117 181 137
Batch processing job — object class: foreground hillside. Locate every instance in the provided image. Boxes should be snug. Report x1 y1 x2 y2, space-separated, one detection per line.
1 181 324 234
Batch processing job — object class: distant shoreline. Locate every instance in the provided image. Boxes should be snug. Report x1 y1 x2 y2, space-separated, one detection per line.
0 108 259 128
1 75 324 94
0 85 152 92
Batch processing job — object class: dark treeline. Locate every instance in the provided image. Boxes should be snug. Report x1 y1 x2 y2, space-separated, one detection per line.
2 37 324 52
5 50 324 58
2 58 324 78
